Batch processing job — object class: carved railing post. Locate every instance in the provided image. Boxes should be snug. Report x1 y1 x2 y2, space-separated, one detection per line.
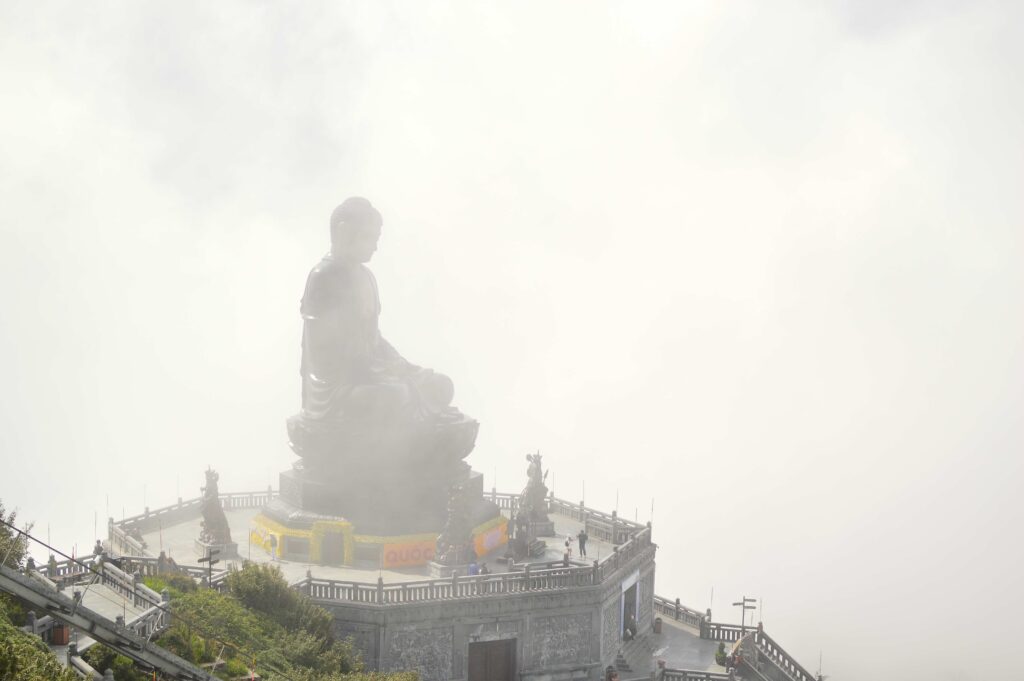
161 589 171 628
376 576 384 604
133 572 142 607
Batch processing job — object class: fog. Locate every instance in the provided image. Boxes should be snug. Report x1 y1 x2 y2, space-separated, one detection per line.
1 2 1022 679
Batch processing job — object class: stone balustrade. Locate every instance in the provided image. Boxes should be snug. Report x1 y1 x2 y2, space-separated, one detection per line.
651 600 817 681
653 594 706 629
116 555 229 587
37 554 101 580
749 629 818 681
21 610 57 642
115 488 278 535
300 526 655 607
661 671 733 681
488 490 644 545
125 601 170 640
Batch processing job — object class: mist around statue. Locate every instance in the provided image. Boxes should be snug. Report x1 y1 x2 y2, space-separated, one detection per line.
1 4 1022 681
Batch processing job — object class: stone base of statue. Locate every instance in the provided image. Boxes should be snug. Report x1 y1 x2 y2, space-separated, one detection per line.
278 410 481 534
529 520 556 537
253 467 506 568
508 535 547 560
275 460 486 536
252 380 510 568
428 561 477 578
194 539 238 560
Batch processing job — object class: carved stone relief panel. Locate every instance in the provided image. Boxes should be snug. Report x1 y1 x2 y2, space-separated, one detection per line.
332 620 377 665
639 569 655 626
526 612 592 670
601 597 621 663
386 626 453 681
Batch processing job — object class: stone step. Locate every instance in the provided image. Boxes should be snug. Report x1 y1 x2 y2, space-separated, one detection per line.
619 633 655 675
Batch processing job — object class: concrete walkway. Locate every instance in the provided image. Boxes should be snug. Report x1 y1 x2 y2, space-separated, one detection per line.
646 618 722 673
46 583 149 663
141 507 623 585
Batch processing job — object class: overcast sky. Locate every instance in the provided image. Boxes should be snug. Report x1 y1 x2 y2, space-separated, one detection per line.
2 2 1022 679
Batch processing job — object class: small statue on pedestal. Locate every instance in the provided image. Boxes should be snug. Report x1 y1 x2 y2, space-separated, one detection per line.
196 468 238 557
519 452 555 536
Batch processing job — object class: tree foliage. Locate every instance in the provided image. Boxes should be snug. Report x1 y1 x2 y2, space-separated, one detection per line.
0 599 76 681
0 501 29 570
158 563 417 680
82 644 149 681
227 562 332 640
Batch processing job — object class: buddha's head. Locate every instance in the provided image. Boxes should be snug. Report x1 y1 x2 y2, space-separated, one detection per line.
330 197 383 263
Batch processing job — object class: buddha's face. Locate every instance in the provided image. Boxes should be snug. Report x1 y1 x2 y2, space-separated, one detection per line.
335 222 381 263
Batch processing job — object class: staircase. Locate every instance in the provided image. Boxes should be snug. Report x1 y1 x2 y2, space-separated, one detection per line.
616 631 657 679
0 564 213 680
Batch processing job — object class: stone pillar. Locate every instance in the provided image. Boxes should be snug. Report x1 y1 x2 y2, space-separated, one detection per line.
104 669 115 681
133 572 143 607
161 589 171 628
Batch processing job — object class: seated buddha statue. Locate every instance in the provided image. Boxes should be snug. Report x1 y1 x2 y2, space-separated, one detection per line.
286 197 476 468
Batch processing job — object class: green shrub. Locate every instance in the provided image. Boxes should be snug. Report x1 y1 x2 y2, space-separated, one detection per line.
143 571 198 598
227 563 332 641
82 644 149 681
154 564 416 680
0 616 76 681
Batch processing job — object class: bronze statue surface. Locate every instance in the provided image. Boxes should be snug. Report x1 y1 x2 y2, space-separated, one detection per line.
271 197 483 535
198 468 233 548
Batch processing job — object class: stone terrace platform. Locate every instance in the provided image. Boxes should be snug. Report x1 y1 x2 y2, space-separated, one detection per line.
96 490 817 681
137 503 621 586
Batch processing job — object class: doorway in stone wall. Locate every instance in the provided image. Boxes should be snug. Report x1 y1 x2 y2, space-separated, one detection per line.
622 582 638 638
468 638 516 681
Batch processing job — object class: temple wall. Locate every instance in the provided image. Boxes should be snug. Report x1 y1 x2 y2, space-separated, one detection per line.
316 550 655 681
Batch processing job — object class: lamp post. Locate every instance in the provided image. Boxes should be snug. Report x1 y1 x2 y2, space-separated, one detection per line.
732 596 757 635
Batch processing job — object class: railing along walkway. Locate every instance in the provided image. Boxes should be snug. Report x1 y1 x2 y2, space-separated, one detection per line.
653 598 816 681
104 488 655 607
1 564 209 680
303 528 655 606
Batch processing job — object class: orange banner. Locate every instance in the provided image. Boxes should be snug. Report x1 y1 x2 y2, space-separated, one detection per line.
382 539 436 568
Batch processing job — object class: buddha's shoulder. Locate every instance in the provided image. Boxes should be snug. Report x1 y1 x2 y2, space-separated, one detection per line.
306 256 361 286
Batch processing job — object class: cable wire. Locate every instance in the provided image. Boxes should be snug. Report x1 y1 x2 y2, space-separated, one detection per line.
0 517 310 681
